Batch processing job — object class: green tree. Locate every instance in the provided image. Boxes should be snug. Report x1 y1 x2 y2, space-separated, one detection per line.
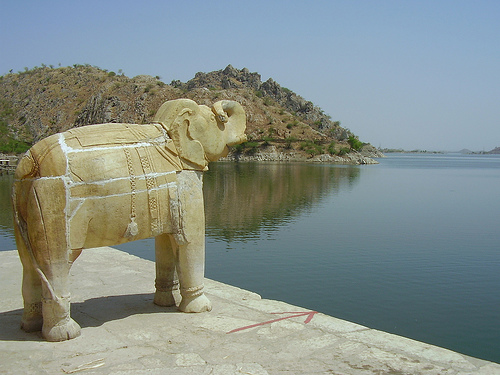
0 100 30 153
347 135 363 151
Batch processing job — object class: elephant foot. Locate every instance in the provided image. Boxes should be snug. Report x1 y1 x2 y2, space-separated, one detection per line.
41 296 81 341
179 285 212 313
21 302 43 332
21 316 43 332
179 294 212 313
43 318 81 342
154 279 180 307
154 290 178 307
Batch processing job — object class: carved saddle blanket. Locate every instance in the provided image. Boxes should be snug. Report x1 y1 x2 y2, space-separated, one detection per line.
24 123 188 248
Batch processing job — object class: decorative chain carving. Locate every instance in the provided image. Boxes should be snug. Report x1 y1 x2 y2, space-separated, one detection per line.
123 148 137 219
155 279 180 291
124 148 139 237
181 284 204 299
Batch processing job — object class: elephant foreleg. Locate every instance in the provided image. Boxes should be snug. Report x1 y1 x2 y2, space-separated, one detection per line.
176 239 212 313
174 170 212 313
154 233 180 307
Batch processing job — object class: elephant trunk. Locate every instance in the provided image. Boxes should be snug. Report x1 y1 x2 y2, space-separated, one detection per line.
212 101 247 146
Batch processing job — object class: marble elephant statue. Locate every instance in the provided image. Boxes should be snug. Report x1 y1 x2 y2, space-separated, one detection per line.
12 99 246 341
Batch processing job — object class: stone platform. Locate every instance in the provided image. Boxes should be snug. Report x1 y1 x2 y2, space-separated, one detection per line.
1 247 498 374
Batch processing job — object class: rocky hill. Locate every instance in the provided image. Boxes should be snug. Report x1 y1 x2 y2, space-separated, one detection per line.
486 147 500 154
0 64 382 163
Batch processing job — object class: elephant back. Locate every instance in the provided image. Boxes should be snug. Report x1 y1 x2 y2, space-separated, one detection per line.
61 123 183 184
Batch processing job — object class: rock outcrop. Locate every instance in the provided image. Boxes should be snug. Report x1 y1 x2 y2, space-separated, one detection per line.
176 65 343 134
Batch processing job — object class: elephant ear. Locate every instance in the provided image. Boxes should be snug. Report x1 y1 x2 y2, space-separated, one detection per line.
154 99 208 170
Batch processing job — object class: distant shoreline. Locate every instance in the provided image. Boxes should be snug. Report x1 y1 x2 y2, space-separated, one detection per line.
380 148 500 155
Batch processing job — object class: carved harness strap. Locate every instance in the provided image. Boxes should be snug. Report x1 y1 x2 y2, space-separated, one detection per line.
49 122 188 244
123 144 168 238
136 146 161 236
122 139 187 242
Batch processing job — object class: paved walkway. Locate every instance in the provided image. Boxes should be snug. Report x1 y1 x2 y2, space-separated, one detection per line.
1 247 499 374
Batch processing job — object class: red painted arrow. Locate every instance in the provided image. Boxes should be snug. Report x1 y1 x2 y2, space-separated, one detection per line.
227 311 318 334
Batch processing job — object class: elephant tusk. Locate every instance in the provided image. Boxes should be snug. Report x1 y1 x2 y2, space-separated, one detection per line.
211 102 228 123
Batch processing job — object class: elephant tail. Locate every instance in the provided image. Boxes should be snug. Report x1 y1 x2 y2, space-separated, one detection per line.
14 150 38 181
12 150 37 229
12 196 58 301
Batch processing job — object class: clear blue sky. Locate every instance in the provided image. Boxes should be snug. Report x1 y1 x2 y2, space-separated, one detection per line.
1 0 499 151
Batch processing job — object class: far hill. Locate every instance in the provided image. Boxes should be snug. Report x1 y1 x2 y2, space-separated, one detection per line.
0 64 382 163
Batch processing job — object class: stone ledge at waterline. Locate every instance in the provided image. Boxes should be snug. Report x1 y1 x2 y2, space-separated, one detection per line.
1 248 498 374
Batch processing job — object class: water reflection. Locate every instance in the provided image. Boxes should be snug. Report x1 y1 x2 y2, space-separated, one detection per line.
203 162 360 242
0 173 14 232
0 173 15 250
0 163 361 250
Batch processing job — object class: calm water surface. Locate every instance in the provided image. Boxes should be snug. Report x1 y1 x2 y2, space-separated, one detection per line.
1 154 499 363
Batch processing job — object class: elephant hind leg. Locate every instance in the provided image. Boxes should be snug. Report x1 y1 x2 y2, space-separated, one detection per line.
20 272 43 332
20 268 43 332
22 177 81 341
41 293 81 342
39 260 81 342
38 249 83 341
14 220 43 332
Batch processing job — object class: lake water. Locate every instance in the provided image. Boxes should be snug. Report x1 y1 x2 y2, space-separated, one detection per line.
1 154 499 364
